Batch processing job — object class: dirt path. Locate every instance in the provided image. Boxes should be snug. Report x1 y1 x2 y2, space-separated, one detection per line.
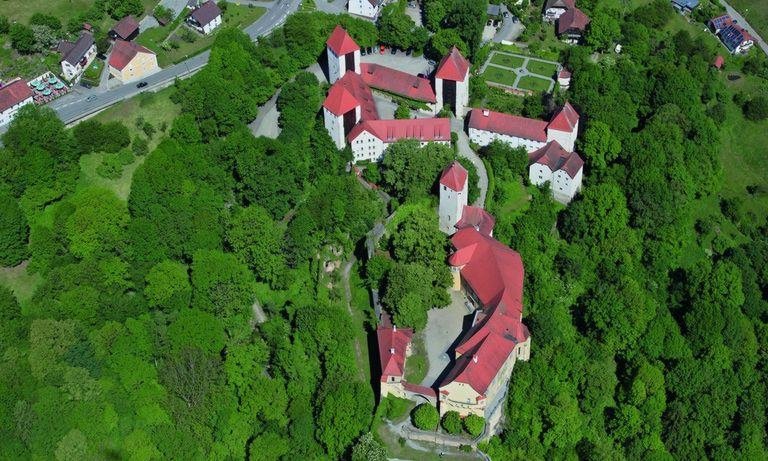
341 258 366 381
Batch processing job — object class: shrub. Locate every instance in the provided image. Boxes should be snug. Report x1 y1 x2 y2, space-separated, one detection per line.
463 414 484 437
117 148 134 166
394 102 411 119
362 162 381 184
96 154 124 179
142 121 156 139
441 411 462 434
411 403 439 430
180 27 197 44
743 95 768 121
131 136 149 156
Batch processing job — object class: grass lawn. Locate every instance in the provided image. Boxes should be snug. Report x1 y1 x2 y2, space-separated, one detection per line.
525 59 558 77
517 75 552 92
403 333 428 385
490 52 525 69
491 176 530 219
483 65 518 87
0 261 43 307
4 0 157 32
78 153 146 201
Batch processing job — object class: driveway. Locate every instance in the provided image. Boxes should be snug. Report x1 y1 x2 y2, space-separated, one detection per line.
451 118 487 208
720 0 768 57
405 3 422 27
316 0 347 14
361 51 433 77
420 290 473 387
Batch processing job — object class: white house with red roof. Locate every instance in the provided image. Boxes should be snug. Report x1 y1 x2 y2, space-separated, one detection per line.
327 25 361 84
377 322 413 394
435 47 470 117
0 78 33 126
348 118 450 162
557 68 572 89
439 162 469 234
323 72 378 149
529 141 583 204
349 0 383 19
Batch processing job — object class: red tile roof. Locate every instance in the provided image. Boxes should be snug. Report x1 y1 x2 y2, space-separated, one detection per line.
468 108 548 142
326 25 360 56
558 68 571 79
557 7 590 34
0 79 33 113
402 382 437 398
435 46 470 82
360 63 436 103
545 0 575 9
108 39 154 71
713 55 725 68
547 101 579 132
529 140 583 178
111 15 139 40
377 325 413 379
456 205 495 236
439 161 468 192
323 72 378 119
348 117 450 144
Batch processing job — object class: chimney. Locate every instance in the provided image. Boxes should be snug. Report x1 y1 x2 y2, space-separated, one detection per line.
390 348 395 354
472 354 478 363
482 109 489 117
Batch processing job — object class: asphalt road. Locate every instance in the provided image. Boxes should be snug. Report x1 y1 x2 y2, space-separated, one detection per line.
45 0 300 126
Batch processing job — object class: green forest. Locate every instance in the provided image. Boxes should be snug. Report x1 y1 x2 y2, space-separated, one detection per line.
0 0 767 460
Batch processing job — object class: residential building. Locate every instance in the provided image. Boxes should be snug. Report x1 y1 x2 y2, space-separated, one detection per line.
349 0 384 19
439 162 469 234
557 6 590 43
455 206 495 237
360 63 436 106
709 14 733 33
557 68 572 89
543 0 574 21
108 40 159 83
58 32 97 81
468 102 580 153
323 72 378 149
348 118 450 163
435 47 470 117
0 78 33 126
377 322 413 396
188 0 222 35
529 141 584 204
720 23 754 54
671 0 699 14
326 25 361 84
440 227 531 418
109 15 140 41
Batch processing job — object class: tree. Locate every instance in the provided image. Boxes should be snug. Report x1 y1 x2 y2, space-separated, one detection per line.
9 24 36 54
169 113 202 144
391 207 447 269
481 140 529 179
586 10 621 51
160 346 220 409
144 260 191 311
579 121 621 171
743 96 768 121
428 28 468 60
412 403 439 430
106 0 145 20
351 432 386 461
226 205 287 287
394 102 411 119
444 0 487 55
30 13 62 31
191 250 255 325
316 381 373 459
65 188 128 259
55 429 88 461
378 3 416 49
424 0 447 31
463 413 485 437
380 140 454 201
442 411 462 434
0 191 28 266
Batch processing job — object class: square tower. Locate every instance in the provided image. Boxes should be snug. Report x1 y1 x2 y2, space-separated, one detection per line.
439 161 468 234
326 25 361 84
435 47 470 118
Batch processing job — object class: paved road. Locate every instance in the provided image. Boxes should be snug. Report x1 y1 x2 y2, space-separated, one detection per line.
720 0 768 57
39 0 300 127
451 119 487 208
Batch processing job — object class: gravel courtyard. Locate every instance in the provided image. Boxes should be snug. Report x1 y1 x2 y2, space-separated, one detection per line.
420 290 475 387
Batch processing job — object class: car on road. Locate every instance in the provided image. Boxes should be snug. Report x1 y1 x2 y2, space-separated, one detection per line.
85 95 97 102
136 81 148 88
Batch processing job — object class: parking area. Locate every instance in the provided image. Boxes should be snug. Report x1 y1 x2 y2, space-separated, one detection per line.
420 289 474 387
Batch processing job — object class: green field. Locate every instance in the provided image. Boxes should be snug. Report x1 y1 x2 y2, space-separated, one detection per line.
490 53 525 69
483 65 519 87
526 59 558 77
517 75 552 92
4 0 157 30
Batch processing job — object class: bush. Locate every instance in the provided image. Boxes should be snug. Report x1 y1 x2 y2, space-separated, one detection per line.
743 95 768 121
411 403 439 430
142 121 156 139
9 24 36 54
394 102 411 119
30 13 62 31
463 414 484 437
180 27 197 44
0 16 9 35
441 411 462 434
0 191 29 266
96 154 124 179
131 136 149 156
362 162 381 184
117 148 134 166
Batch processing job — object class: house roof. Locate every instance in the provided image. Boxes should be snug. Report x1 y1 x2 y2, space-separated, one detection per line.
108 40 155 70
360 63 436 103
377 324 413 379
348 117 451 144
435 47 470 82
672 0 699 9
190 0 221 27
545 0 575 9
326 25 360 56
439 161 468 192
0 79 33 113
557 7 590 34
111 15 139 39
456 205 495 236
529 140 584 178
468 108 548 142
59 32 94 65
323 72 378 119
713 55 725 68
720 24 752 51
547 101 579 132
558 68 571 79
709 14 733 30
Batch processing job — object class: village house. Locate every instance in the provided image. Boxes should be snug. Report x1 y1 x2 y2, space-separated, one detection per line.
543 0 574 21
108 40 159 83
671 0 699 14
557 6 590 43
0 78 33 126
109 15 140 41
529 141 584 204
709 14 754 54
58 31 98 81
188 0 222 35
348 0 384 19
322 26 461 158
557 68 572 89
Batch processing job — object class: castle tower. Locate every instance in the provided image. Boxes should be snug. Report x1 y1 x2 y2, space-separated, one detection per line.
545 101 580 152
326 25 361 84
439 161 468 234
322 78 362 149
435 47 470 117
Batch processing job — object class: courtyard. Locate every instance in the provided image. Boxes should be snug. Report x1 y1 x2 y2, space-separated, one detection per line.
480 50 559 93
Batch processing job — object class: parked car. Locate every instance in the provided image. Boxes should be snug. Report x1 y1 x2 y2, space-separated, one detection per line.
361 48 367 56
136 81 148 88
405 48 413 56
380 44 386 54
417 73 428 79
391 47 397 54
80 81 92 89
